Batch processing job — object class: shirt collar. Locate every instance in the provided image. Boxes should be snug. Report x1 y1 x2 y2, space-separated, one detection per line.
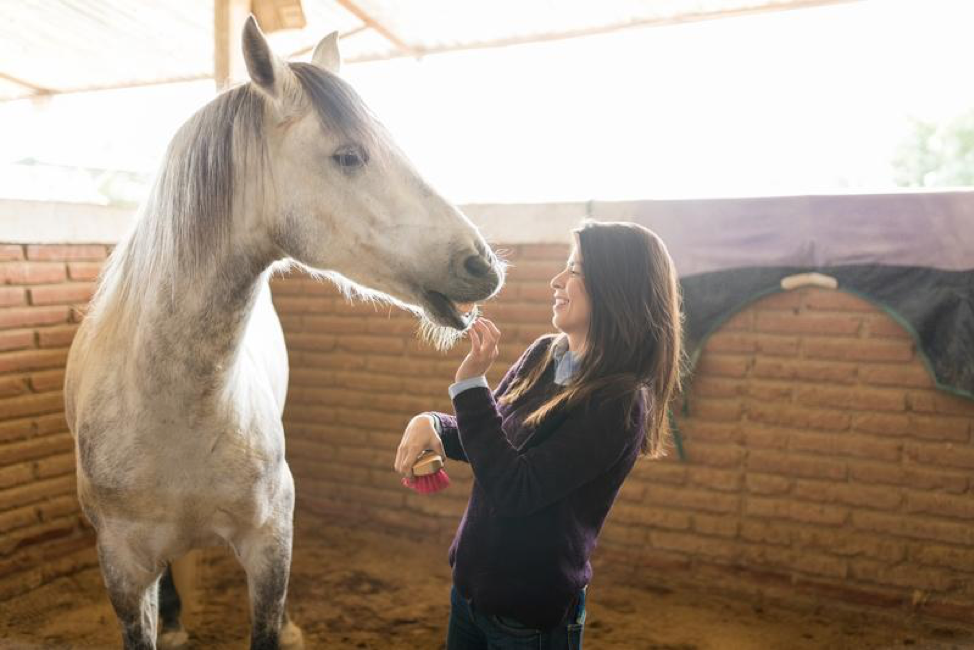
552 337 579 385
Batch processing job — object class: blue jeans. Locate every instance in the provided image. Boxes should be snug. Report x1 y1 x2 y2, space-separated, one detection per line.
447 584 586 650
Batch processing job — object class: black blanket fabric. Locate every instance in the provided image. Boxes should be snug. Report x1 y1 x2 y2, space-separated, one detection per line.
681 265 974 400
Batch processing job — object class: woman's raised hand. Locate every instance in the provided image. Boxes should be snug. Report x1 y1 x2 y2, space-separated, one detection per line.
395 414 445 478
455 318 501 383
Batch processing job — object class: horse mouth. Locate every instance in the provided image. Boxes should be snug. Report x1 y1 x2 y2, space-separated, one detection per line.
423 291 478 330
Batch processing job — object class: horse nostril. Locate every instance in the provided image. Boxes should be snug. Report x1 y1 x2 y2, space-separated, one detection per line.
464 254 492 278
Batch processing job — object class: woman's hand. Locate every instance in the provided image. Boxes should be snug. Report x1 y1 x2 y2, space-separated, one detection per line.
455 318 501 383
395 414 445 477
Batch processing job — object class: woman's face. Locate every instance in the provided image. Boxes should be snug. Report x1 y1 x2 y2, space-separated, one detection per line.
550 238 591 343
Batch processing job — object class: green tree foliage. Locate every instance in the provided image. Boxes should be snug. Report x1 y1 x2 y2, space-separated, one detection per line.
893 110 974 187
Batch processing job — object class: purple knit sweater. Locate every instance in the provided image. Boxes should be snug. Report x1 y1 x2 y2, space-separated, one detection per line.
432 335 647 629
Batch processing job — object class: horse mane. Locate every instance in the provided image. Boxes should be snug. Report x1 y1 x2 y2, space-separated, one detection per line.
90 63 379 326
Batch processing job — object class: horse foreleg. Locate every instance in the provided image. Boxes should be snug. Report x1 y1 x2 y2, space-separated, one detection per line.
234 521 304 650
96 536 163 650
157 563 189 649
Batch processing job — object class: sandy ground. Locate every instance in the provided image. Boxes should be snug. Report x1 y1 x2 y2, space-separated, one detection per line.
2 514 973 650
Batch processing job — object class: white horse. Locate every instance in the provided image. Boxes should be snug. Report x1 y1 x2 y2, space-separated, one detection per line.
64 18 503 650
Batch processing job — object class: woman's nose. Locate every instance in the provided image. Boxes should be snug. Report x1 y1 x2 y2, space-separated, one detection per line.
550 270 564 290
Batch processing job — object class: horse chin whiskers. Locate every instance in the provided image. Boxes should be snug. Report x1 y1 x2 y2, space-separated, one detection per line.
418 317 467 352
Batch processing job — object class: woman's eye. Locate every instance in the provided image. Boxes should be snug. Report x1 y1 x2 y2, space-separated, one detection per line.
331 146 368 171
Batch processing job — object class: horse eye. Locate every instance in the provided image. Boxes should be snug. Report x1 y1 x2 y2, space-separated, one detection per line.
331 146 368 171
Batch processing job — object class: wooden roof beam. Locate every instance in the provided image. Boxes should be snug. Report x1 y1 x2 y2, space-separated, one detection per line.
0 71 51 95
333 0 418 57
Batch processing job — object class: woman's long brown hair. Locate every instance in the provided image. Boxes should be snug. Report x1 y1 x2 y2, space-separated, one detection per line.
499 220 684 457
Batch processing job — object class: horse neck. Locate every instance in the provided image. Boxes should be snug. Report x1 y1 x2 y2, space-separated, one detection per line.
105 204 275 394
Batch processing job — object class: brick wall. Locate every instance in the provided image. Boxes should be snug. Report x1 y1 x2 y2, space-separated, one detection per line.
0 244 103 600
273 243 974 622
2 237 973 623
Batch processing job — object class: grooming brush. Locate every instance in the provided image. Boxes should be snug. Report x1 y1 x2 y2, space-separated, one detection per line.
402 450 450 494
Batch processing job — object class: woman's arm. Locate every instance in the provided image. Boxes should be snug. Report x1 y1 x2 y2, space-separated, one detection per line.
426 334 555 463
453 386 640 517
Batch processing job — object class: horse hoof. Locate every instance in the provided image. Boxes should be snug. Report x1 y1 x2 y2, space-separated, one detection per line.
281 619 304 649
158 626 190 649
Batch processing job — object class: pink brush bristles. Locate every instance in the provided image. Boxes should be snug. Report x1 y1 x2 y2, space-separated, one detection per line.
402 469 451 494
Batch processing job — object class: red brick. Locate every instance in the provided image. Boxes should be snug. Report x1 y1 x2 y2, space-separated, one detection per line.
0 377 29 398
650 530 739 560
740 520 791 545
704 333 757 354
688 399 743 422
29 283 95 306
0 287 25 307
0 349 69 374
692 513 739 538
849 558 960 592
283 333 338 352
743 428 788 450
852 511 974 545
29 370 65 392
752 291 802 310
859 364 934 389
503 260 561 282
790 528 905 562
686 444 744 469
745 381 792 401
518 244 569 260
804 338 913 363
696 354 748 378
687 467 741 492
0 306 70 329
908 442 974 470
789 431 901 462
0 463 33 490
903 492 974 520
0 391 64 420
25 245 107 262
795 386 854 409
0 262 66 285
910 415 970 443
745 473 791 495
721 311 753 332
746 404 850 432
866 316 912 340
792 553 848 579
852 413 910 436
680 422 742 444
34 453 76 480
0 246 24 261
755 312 861 336
513 282 553 302
644 485 739 515
908 391 974 417
804 291 875 312
0 330 34 352
66 262 102 281
793 479 901 510
752 359 857 384
745 496 848 526
747 450 846 480
36 325 79 349
480 303 553 323
635 462 687 486
912 544 974 572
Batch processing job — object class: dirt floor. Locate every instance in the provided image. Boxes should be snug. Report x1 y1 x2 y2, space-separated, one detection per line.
2 514 973 650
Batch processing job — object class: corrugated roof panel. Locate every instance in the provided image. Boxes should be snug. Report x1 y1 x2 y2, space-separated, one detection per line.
0 0 858 100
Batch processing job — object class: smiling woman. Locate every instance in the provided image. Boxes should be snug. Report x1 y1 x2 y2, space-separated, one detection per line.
395 220 683 649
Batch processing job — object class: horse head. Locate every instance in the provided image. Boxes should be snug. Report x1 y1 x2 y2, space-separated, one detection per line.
239 18 504 337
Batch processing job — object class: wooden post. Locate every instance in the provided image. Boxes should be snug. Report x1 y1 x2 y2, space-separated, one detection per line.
214 0 250 92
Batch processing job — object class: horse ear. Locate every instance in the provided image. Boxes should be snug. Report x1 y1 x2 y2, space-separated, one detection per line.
242 15 291 99
311 31 341 75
